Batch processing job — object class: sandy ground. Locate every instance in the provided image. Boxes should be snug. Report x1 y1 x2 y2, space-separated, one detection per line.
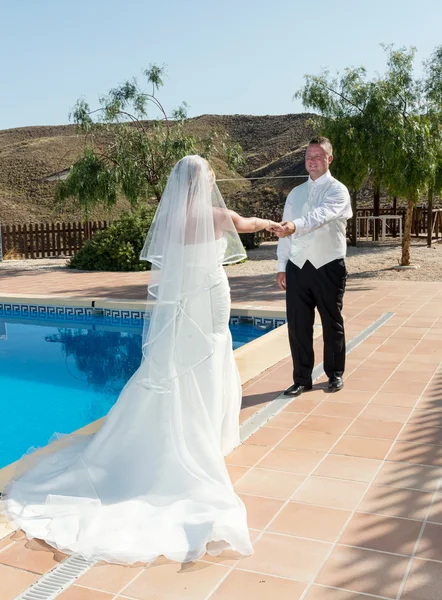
224 239 442 282
1 239 441 282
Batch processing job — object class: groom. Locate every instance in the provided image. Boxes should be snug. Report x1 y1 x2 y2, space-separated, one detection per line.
271 136 352 397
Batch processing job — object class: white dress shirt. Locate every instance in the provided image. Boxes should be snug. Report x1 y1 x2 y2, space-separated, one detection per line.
277 170 352 271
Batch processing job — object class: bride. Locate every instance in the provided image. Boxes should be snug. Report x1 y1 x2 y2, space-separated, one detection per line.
2 155 278 565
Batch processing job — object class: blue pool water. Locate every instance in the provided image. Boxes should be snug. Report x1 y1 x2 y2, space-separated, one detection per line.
0 316 273 468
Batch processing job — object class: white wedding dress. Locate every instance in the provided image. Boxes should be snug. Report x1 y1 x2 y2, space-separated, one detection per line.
3 156 253 564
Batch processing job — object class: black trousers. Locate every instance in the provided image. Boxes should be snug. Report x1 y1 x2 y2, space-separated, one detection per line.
286 258 347 386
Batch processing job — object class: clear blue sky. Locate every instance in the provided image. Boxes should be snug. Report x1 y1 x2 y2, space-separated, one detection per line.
1 0 441 130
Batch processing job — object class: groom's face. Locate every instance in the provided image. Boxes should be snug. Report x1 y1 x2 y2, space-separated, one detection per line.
305 144 333 180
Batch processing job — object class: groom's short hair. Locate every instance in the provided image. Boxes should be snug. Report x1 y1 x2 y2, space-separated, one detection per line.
309 136 333 156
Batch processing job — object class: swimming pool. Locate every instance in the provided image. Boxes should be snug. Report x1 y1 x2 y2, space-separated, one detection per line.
0 314 277 468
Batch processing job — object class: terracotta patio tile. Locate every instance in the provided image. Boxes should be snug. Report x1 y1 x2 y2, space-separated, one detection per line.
359 405 412 423
373 461 442 492
314 455 381 483
292 477 367 510
267 411 305 429
304 586 384 599
280 431 340 453
316 545 409 598
389 370 432 383
76 562 144 594
122 560 229 600
296 416 353 435
210 568 306 600
226 464 249 485
238 494 284 530
239 406 259 423
225 445 269 467
283 398 323 413
428 492 442 523
370 392 420 408
381 380 427 395
347 368 393 381
323 390 374 405
234 468 305 500
257 447 325 474
244 426 289 447
401 557 442 600
341 379 384 393
312 402 363 419
269 502 350 542
340 512 421 555
58 586 114 599
388 441 442 467
0 563 39 600
0 533 15 553
346 419 403 440
415 522 442 562
408 409 442 428
0 538 66 575
239 532 331 581
398 424 442 446
332 436 393 460
358 484 433 520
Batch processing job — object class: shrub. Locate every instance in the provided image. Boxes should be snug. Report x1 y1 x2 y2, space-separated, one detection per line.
68 208 155 271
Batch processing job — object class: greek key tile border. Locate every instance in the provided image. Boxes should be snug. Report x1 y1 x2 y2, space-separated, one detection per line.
229 316 286 328
0 303 94 321
0 303 286 329
103 309 145 325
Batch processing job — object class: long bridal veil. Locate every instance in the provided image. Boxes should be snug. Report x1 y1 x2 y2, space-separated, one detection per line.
138 154 246 392
2 155 253 564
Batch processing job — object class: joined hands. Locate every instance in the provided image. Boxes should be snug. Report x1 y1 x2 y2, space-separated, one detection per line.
265 221 296 238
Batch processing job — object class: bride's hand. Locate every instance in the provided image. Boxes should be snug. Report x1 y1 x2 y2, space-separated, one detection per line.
266 220 284 233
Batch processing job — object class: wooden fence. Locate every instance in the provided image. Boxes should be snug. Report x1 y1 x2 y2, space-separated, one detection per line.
256 206 442 243
0 221 109 259
348 207 441 239
1 207 441 260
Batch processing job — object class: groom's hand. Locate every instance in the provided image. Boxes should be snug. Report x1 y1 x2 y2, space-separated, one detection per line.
274 221 296 238
266 221 284 233
276 272 286 291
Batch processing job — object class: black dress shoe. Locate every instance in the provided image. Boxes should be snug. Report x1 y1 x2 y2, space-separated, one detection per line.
283 383 312 397
328 376 344 392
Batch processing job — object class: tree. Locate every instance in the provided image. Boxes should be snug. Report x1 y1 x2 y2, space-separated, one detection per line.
56 65 244 217
296 44 442 265
296 67 386 242
424 45 442 247
380 46 441 265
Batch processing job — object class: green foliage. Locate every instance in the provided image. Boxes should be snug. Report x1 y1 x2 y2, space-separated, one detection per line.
57 65 244 216
296 43 442 264
68 208 155 271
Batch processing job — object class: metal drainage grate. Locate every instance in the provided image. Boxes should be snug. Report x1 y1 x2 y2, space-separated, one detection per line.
14 554 95 600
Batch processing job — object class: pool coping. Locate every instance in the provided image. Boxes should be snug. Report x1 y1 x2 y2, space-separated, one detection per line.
0 293 288 317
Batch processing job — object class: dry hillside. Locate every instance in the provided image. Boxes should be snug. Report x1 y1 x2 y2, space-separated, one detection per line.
0 114 315 224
